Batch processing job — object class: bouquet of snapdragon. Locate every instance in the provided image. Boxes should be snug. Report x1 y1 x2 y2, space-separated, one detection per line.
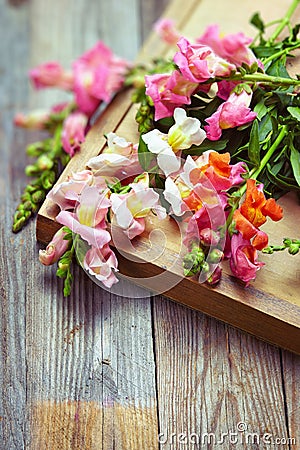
14 1 300 295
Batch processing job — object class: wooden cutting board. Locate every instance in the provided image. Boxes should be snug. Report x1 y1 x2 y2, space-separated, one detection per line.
36 0 300 355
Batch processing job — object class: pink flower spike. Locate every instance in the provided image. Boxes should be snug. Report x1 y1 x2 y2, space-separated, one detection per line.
29 62 74 90
84 244 119 288
62 112 88 157
154 18 181 45
39 227 70 266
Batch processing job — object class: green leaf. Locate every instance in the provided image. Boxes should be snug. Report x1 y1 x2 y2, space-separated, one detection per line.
287 106 300 122
138 135 155 171
248 120 260 166
184 138 228 155
258 114 273 141
266 164 300 192
250 12 265 32
266 57 290 79
254 99 268 120
290 144 300 186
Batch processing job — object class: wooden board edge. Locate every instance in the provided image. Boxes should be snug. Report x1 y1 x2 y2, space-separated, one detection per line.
115 250 300 355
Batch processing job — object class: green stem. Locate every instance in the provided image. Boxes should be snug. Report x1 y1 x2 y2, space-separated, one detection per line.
262 42 300 65
250 124 288 180
233 72 300 85
226 125 288 229
268 0 300 43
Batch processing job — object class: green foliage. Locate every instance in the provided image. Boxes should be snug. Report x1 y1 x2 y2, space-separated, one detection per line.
56 228 74 297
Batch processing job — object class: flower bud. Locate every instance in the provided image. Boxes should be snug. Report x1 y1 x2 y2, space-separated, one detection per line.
31 190 46 204
12 217 26 233
207 265 222 286
39 228 70 266
201 261 210 274
200 228 220 246
207 248 223 264
288 243 299 255
37 155 54 171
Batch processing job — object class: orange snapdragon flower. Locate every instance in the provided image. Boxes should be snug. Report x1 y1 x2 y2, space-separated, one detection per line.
233 179 283 250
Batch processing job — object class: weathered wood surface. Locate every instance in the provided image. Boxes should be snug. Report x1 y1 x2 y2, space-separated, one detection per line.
1 1 300 450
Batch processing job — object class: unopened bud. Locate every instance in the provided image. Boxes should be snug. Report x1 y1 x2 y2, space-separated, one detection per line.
37 155 53 171
200 228 220 246
25 164 39 177
32 190 46 204
207 248 223 264
200 261 210 274
207 265 222 286
288 243 299 255
12 217 26 233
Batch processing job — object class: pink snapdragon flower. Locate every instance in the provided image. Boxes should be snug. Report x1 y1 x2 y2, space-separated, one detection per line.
87 132 142 179
154 18 181 45
47 170 94 210
56 185 111 249
39 227 70 266
229 232 264 285
145 71 198 120
111 174 166 239
61 111 88 156
84 244 118 288
174 37 236 84
205 89 257 140
29 62 74 90
72 41 130 115
196 24 261 68
142 107 206 176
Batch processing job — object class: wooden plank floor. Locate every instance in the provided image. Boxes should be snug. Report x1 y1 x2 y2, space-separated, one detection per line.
1 0 299 449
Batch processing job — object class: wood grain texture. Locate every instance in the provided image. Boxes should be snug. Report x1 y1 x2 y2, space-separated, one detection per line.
1 0 300 449
153 300 291 449
1 0 160 449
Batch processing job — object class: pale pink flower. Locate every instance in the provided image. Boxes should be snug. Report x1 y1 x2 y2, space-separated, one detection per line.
39 227 70 266
145 71 198 120
72 41 130 115
56 185 111 248
30 62 74 90
47 170 112 212
154 18 181 45
84 244 118 288
62 111 88 156
174 37 235 84
111 174 166 239
205 89 257 140
87 132 142 179
142 108 206 176
229 233 264 286
196 24 261 68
